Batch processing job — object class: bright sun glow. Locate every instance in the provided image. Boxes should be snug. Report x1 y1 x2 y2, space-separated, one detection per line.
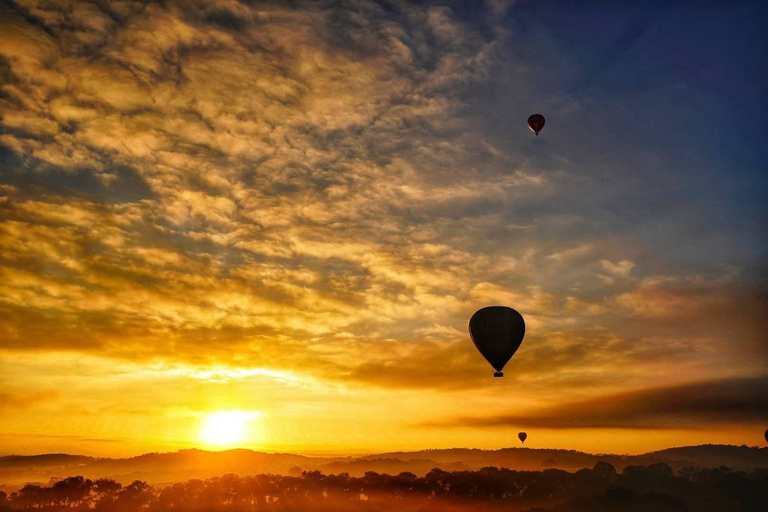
201 410 260 446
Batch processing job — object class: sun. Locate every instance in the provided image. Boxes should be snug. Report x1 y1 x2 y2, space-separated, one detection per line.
201 411 260 447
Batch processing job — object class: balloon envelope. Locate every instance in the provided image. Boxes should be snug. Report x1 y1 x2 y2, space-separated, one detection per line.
764 428 767 444
469 306 525 377
527 114 545 135
518 432 527 444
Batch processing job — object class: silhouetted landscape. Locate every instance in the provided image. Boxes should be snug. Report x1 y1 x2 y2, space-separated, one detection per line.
1 446 767 511
3 445 767 487
1 459 767 512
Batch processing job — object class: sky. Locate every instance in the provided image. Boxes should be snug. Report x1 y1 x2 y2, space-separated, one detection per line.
0 0 766 458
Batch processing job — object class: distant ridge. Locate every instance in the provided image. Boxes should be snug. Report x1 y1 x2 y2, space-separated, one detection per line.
0 454 95 468
2 444 766 487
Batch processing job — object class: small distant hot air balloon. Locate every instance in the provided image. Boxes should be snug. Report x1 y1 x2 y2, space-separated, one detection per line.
518 432 527 444
469 306 525 377
527 114 545 135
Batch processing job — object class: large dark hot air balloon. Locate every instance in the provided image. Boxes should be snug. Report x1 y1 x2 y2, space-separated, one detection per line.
469 306 525 377
527 114 545 135
518 432 527 444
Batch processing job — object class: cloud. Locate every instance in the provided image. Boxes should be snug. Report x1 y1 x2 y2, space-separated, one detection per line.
600 259 634 277
423 376 768 429
616 275 750 320
0 0 765 401
0 389 60 415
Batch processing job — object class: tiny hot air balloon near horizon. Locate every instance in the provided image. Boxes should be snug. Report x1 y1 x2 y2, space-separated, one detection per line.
527 114 545 135
469 306 525 377
518 432 527 444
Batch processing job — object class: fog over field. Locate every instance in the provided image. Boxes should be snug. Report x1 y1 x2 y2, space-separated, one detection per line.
1 447 768 512
2 445 767 488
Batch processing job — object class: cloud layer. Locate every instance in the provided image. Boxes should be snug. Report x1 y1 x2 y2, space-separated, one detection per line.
0 0 766 453
424 376 768 429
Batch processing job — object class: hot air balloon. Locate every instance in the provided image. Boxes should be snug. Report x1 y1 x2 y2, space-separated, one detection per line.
527 114 545 135
469 306 525 377
518 432 527 444
764 428 767 444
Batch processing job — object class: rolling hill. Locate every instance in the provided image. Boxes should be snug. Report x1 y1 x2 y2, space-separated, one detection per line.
1 445 766 488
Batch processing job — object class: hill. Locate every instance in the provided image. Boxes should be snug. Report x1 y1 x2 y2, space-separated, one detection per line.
1 445 766 487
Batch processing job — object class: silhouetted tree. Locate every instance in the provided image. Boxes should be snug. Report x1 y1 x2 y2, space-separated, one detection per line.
52 476 92 507
593 461 617 482
2 463 766 511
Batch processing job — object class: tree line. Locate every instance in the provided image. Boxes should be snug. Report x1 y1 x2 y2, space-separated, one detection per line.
0 462 765 511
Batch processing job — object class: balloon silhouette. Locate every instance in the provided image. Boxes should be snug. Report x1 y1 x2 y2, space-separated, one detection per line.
764 428 767 444
469 306 525 377
518 432 527 444
527 114 545 135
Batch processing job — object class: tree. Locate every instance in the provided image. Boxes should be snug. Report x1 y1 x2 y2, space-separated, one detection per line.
593 461 618 482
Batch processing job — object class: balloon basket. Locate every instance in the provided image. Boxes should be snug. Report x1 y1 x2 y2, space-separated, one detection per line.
494 371 503 377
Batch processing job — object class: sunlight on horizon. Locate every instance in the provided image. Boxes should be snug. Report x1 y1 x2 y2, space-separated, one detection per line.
201 411 263 448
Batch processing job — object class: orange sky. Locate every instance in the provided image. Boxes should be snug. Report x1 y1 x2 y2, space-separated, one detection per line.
0 0 766 458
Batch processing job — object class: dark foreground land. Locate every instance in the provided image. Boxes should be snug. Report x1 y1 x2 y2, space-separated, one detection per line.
1 462 766 512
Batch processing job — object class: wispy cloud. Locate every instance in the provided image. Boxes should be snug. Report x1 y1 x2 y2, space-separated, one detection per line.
423 376 768 429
